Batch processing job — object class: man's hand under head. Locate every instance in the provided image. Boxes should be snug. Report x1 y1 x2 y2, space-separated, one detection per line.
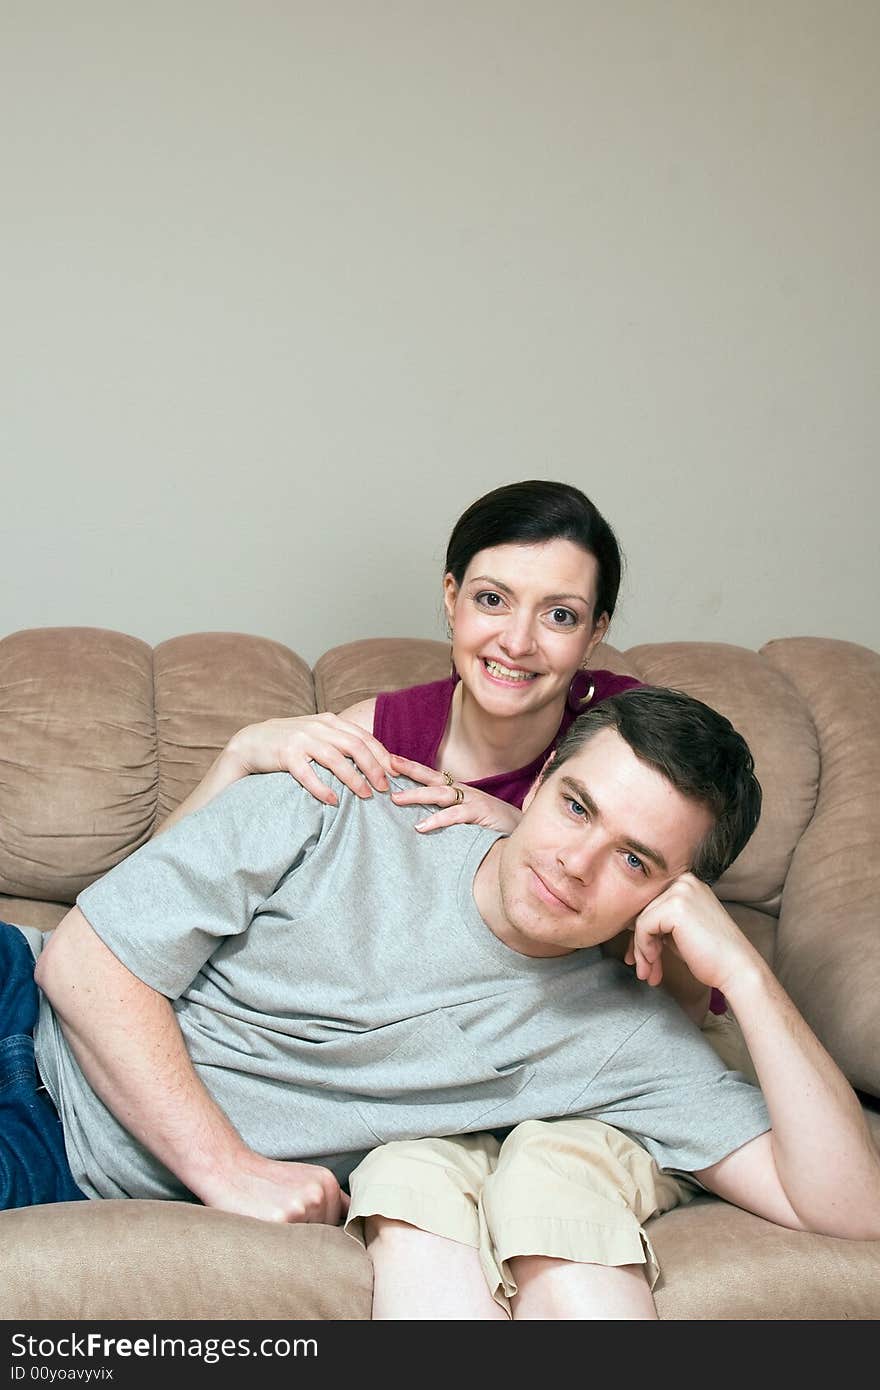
625 873 761 1001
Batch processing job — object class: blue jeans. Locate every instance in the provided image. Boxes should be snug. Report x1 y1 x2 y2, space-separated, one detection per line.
0 921 85 1208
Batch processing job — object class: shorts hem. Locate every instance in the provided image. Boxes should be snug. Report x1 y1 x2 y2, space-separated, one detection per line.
485 1214 660 1302
345 1181 481 1251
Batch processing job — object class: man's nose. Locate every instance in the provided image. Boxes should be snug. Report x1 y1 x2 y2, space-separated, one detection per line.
558 836 600 885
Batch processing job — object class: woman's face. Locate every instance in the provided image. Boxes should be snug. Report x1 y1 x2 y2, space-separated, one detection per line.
444 539 609 722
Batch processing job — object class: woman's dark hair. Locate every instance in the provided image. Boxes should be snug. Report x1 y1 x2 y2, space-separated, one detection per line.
549 687 763 883
444 480 623 622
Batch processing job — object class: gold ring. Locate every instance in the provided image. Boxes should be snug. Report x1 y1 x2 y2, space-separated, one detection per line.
442 771 455 786
452 785 465 805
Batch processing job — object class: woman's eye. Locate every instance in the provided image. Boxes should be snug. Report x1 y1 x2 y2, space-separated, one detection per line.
546 607 578 627
624 852 646 874
475 591 505 610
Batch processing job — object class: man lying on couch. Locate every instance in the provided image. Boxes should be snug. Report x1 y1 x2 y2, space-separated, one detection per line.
2 688 879 1318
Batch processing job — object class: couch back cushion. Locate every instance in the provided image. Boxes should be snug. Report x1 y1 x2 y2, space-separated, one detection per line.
0 628 314 903
760 638 880 1096
4 625 875 1099
314 636 452 712
622 642 820 910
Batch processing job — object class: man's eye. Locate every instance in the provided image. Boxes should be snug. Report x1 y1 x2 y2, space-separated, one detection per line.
566 798 588 818
624 851 646 874
475 591 505 609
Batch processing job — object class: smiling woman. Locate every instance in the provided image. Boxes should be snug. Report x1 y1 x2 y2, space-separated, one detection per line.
438 536 611 777
161 479 639 835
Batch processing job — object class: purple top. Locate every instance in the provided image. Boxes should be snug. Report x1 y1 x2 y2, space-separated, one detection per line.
374 668 641 811
373 668 727 1017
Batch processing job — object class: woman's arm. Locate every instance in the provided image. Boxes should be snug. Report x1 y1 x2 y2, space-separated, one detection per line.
156 698 385 835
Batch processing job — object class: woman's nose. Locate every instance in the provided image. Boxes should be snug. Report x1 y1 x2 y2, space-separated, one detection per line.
498 615 537 660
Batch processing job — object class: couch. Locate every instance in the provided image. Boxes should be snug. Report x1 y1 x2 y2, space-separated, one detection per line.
1 625 878 1320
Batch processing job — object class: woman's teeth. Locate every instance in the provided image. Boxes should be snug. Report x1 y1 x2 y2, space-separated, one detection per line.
483 659 537 682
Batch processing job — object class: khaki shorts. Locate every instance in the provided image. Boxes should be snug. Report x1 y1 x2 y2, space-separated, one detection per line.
345 1117 692 1314
344 1007 756 1313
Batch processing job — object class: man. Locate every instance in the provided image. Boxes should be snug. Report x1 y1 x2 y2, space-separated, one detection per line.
3 689 879 1315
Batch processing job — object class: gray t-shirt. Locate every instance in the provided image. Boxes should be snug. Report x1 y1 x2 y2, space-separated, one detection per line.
36 770 770 1200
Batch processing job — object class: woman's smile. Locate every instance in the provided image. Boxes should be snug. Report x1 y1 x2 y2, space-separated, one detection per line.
480 657 541 685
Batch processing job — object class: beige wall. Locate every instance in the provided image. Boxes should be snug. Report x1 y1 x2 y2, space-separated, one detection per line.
3 2 878 664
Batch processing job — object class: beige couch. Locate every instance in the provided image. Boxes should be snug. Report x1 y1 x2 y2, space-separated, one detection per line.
1 626 879 1320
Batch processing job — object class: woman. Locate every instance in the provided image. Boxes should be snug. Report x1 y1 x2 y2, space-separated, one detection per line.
167 481 627 830
165 479 744 1317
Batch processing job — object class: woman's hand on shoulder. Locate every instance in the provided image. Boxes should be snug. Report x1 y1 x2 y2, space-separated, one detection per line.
387 754 523 834
226 700 391 806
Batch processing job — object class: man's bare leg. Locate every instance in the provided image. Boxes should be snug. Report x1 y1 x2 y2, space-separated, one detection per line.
509 1255 658 1320
365 1216 508 1320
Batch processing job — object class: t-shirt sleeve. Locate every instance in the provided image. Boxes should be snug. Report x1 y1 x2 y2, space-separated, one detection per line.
76 771 331 1000
570 1005 771 1173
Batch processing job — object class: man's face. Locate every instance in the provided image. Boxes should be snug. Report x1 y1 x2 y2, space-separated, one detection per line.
474 728 715 957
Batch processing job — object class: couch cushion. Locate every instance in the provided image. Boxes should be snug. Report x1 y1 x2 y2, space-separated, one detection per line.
650 1198 880 1319
722 904 777 968
0 897 67 933
154 633 314 821
623 642 820 911
0 1201 372 1320
761 638 880 1097
0 629 157 903
314 638 452 713
0 629 317 905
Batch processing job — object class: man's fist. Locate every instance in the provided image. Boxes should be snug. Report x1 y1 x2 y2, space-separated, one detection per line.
200 1155 350 1225
625 873 758 998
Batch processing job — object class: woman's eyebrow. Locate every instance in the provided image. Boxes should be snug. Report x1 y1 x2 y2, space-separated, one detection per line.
468 576 591 605
542 592 592 606
467 575 515 594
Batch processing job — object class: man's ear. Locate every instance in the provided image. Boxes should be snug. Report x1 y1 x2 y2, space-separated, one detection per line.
522 753 557 812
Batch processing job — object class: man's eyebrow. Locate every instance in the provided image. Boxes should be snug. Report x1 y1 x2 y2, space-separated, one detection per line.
560 776 669 873
467 576 592 606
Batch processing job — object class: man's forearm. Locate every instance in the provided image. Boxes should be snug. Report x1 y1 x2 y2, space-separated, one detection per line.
36 908 250 1200
726 954 880 1237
